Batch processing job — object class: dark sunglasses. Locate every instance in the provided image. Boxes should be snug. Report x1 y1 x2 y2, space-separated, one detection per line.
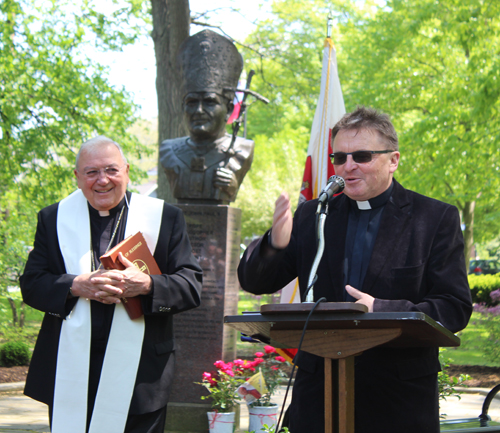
329 150 394 165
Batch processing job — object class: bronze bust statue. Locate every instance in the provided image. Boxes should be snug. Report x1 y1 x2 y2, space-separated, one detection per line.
159 30 254 205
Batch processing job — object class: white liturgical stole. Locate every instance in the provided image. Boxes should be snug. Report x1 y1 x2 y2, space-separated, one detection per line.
53 190 163 433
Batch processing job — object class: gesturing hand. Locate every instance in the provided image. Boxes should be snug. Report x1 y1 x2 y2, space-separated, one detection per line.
270 192 293 249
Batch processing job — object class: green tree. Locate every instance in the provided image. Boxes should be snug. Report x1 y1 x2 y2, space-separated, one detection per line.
236 0 500 258
0 0 150 325
338 0 500 262
234 1 337 239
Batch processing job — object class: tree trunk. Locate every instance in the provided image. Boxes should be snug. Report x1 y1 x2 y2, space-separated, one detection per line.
150 0 190 203
20 301 25 328
7 297 18 327
463 200 475 269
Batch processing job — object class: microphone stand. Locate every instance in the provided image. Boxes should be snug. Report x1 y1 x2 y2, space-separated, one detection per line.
304 200 329 302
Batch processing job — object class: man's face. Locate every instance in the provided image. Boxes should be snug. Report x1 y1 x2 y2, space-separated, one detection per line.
74 143 130 212
332 128 399 201
183 92 231 142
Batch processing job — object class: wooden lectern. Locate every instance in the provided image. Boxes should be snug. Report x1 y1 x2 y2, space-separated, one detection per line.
224 303 460 433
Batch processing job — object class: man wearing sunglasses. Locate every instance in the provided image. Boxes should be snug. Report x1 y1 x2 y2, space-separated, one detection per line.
238 106 472 433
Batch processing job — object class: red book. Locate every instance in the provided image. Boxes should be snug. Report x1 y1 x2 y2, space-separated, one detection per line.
100 232 161 319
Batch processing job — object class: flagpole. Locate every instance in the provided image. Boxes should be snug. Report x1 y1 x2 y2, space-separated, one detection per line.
326 11 333 38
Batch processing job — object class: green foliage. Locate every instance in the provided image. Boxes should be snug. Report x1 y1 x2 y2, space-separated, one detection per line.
197 361 245 412
469 306 500 364
238 0 500 248
438 349 470 402
248 346 289 407
246 425 289 433
481 313 500 363
234 0 338 238
337 0 500 246
0 0 152 327
235 128 306 239
452 312 500 367
477 236 500 262
468 274 500 306
0 340 30 367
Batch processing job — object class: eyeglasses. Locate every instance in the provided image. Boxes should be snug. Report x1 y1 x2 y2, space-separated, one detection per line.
329 150 394 165
81 165 126 180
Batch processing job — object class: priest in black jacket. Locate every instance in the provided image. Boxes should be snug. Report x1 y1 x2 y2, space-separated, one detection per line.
238 107 472 433
20 136 202 433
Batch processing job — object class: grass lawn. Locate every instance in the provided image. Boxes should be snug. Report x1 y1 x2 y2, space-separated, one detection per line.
443 312 499 367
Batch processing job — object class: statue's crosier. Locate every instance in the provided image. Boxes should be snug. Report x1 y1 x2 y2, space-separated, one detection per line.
160 30 254 205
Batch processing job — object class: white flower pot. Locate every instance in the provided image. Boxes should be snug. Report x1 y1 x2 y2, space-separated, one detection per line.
248 404 279 432
207 411 235 433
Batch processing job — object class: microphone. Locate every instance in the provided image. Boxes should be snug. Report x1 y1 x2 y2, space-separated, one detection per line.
318 175 345 203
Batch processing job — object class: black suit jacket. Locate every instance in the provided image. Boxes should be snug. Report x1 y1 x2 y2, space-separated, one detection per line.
20 197 202 415
238 180 472 433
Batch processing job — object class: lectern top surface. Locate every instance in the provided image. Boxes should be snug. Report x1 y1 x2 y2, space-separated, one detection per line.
224 303 460 348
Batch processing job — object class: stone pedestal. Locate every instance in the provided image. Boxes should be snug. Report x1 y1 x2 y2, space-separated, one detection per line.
165 205 241 432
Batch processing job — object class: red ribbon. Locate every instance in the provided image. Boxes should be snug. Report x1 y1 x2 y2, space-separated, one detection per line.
208 411 234 429
252 412 278 426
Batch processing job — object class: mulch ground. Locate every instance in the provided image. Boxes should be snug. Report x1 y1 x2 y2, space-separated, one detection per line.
447 364 500 389
1 365 499 388
0 366 28 383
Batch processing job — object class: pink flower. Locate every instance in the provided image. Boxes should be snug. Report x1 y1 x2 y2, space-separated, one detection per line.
255 352 265 358
264 345 276 354
275 356 286 363
202 372 217 386
233 359 245 367
223 368 235 377
254 357 265 365
214 360 226 369
491 289 500 303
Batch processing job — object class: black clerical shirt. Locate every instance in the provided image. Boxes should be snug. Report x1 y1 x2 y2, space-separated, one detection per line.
344 182 394 300
88 191 130 345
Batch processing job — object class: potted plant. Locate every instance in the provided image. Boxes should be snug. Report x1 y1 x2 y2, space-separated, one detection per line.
198 360 246 433
236 346 289 432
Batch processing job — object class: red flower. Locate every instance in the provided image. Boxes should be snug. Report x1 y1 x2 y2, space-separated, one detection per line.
214 360 226 369
264 345 276 354
223 368 235 377
202 372 217 386
254 357 265 365
275 356 286 363
255 351 265 358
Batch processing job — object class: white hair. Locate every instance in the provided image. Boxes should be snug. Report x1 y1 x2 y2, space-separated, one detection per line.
75 136 127 170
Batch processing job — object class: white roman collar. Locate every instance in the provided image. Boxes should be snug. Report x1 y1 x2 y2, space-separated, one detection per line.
356 200 372 210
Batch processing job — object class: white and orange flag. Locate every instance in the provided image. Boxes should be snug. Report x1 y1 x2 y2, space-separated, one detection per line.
280 37 346 306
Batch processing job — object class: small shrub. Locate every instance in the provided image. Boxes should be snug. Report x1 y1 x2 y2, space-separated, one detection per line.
468 274 500 306
0 341 30 367
438 349 470 403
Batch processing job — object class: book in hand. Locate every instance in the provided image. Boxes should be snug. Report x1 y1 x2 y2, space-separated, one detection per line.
100 231 161 320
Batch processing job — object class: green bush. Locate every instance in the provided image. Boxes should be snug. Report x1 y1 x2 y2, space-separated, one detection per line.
468 274 500 306
0 341 31 367
438 349 470 402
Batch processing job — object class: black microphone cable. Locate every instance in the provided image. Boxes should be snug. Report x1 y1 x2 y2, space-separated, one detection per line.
274 296 327 433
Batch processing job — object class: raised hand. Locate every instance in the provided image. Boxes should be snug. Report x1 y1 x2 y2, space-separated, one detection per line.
270 192 293 249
